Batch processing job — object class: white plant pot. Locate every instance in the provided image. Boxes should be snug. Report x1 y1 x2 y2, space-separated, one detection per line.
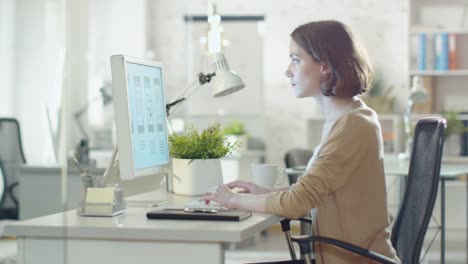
172 158 223 196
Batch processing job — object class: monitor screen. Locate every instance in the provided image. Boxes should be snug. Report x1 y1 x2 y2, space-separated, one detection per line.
110 55 169 180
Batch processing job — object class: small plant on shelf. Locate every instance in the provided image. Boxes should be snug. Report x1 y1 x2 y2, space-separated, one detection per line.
223 120 246 136
440 111 467 141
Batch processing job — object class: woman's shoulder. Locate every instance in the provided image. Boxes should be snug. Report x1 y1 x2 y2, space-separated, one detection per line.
335 102 379 135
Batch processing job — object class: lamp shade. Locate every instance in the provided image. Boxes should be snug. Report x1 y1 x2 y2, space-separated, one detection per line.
210 52 245 97
409 75 428 104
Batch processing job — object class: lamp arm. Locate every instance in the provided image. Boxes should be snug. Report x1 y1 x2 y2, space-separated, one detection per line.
403 100 415 155
74 102 93 141
74 115 89 141
166 72 215 116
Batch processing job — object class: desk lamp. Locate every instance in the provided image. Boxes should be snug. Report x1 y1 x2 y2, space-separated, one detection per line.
398 75 428 160
165 52 245 117
74 85 113 141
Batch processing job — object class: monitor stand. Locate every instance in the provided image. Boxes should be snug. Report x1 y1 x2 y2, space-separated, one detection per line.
102 146 169 208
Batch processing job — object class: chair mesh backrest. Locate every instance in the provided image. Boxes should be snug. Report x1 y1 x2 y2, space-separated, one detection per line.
0 118 26 206
390 117 446 263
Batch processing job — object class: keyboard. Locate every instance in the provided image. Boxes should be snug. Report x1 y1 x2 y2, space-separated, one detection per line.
184 199 224 210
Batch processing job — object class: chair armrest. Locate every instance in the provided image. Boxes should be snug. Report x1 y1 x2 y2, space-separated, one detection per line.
280 217 313 232
290 235 398 264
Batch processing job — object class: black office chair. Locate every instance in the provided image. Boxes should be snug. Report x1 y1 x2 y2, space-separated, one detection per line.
0 159 6 208
267 117 446 264
0 118 27 220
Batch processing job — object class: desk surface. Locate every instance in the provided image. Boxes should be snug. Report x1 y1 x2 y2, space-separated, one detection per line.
384 156 468 179
286 155 468 179
5 190 280 243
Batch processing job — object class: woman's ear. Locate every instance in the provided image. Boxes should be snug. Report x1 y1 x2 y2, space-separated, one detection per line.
320 64 330 75
320 64 331 79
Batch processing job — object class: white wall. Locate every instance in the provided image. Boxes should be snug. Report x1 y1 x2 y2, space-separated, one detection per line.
0 0 15 116
11 0 146 164
14 0 51 164
9 0 409 165
87 0 147 146
150 0 409 164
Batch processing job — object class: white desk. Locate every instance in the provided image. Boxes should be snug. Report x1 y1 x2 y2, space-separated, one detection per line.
5 190 281 264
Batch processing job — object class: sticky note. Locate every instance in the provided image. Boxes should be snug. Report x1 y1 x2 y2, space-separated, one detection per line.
84 187 115 215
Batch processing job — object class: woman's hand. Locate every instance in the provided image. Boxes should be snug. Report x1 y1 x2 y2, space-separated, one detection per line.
202 184 240 209
202 183 270 213
225 180 274 195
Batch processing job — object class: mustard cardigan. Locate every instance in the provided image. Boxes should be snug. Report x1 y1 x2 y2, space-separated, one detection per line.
266 99 400 264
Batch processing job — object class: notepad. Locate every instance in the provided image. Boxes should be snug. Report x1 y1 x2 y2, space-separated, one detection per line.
146 209 252 221
84 187 115 215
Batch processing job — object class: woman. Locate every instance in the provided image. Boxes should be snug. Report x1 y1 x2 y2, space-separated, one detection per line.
203 20 400 264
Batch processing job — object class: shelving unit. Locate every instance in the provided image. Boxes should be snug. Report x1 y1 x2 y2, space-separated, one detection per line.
409 0 468 114
410 29 468 34
410 69 468 76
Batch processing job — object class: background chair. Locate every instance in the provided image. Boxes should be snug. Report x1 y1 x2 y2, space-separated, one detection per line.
0 118 27 220
284 148 313 168
284 148 313 184
276 117 446 264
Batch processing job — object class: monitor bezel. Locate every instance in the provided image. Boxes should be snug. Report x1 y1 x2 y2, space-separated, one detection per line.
110 55 170 180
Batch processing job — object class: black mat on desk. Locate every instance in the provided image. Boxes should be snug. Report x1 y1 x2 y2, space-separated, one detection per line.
146 209 252 221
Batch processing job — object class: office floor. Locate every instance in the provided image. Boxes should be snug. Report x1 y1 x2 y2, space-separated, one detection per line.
0 227 466 264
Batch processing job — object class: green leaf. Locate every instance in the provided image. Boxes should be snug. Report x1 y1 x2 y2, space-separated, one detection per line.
169 123 239 159
223 120 246 136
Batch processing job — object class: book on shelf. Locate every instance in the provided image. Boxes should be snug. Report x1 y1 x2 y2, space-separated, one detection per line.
435 32 449 71
414 31 460 73
418 33 427 70
449 34 457 70
415 32 435 71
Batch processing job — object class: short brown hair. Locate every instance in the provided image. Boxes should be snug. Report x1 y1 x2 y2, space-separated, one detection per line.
291 20 372 97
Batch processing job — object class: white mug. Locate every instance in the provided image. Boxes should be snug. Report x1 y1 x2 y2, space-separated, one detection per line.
251 164 287 187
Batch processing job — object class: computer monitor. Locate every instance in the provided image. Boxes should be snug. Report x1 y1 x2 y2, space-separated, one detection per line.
110 55 170 180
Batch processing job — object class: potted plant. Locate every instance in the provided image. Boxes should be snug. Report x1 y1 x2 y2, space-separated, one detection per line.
169 123 238 196
441 111 467 156
224 120 248 153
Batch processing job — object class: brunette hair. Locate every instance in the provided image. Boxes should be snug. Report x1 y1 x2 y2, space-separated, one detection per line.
291 20 372 97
